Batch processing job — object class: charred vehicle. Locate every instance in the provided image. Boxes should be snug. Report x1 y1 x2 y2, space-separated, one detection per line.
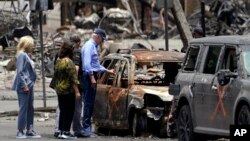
93 49 184 137
169 35 250 140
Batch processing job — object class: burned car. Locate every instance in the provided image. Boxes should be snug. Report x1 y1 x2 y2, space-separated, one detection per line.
93 49 184 136
169 35 250 140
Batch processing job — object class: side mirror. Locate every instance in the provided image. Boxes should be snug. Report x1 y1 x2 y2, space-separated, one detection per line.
169 83 180 96
217 69 237 86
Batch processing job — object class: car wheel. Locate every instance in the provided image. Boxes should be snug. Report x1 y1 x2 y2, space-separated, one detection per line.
177 105 194 141
237 105 250 125
131 112 143 137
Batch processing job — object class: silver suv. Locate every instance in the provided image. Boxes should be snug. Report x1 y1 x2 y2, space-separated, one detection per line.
169 35 250 140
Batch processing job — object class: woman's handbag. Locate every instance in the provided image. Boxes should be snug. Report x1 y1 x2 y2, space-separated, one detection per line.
49 77 56 89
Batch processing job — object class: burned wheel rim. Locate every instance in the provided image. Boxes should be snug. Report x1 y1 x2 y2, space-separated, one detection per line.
237 105 250 125
177 105 194 141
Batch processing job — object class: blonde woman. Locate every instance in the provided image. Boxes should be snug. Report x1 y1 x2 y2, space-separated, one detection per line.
12 36 41 139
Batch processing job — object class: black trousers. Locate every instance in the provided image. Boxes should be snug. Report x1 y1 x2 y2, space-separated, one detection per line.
58 94 75 132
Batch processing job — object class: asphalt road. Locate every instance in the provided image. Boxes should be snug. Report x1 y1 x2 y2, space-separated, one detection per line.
0 115 231 141
0 67 176 141
0 116 177 141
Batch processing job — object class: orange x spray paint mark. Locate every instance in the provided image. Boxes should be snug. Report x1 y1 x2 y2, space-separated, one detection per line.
210 84 228 120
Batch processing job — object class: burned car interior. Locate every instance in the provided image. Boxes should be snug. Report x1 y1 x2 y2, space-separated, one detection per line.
134 61 180 86
99 49 183 87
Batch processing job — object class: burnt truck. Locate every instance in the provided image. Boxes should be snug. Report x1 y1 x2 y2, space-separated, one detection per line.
93 49 184 137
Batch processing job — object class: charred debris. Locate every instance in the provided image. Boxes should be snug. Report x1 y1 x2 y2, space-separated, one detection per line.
0 0 250 74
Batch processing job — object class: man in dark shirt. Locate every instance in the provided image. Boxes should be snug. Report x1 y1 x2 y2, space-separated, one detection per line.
70 34 84 137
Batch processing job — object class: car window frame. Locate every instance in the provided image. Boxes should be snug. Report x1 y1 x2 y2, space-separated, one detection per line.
201 44 223 75
182 43 203 73
98 58 119 85
99 56 130 87
218 44 238 73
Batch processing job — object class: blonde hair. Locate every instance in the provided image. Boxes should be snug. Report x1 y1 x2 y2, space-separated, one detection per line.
16 36 34 54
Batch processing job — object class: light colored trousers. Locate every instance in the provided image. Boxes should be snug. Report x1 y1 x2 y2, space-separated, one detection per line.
17 86 34 131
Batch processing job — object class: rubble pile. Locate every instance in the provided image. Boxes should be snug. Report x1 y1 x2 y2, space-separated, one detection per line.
3 0 250 78
188 0 250 36
0 10 27 36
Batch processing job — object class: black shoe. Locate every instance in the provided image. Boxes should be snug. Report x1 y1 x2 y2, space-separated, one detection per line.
74 131 86 138
54 131 60 138
60 131 77 139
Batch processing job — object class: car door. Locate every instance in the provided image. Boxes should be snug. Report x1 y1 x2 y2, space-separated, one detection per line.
106 59 130 128
192 45 223 130
93 58 119 125
178 44 202 127
211 46 239 131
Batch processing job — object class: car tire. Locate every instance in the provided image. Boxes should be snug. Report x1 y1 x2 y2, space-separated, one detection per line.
237 105 250 125
177 105 194 141
131 112 143 137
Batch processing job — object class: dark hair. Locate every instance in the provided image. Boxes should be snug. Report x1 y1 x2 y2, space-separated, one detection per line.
70 34 81 43
58 39 74 59
70 34 81 48
193 27 203 34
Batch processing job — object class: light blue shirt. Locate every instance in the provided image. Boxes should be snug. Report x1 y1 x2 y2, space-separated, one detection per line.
81 39 106 74
12 51 37 90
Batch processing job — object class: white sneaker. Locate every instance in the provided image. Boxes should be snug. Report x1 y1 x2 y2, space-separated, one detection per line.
26 130 41 138
16 132 27 139
59 132 77 139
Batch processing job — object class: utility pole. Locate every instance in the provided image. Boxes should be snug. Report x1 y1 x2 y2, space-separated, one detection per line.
30 0 49 108
164 0 168 51
39 11 47 108
200 0 206 37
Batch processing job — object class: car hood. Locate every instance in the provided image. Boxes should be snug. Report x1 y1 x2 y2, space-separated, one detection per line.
130 85 173 101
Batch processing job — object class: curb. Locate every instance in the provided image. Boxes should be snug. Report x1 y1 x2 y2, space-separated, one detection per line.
0 106 57 117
